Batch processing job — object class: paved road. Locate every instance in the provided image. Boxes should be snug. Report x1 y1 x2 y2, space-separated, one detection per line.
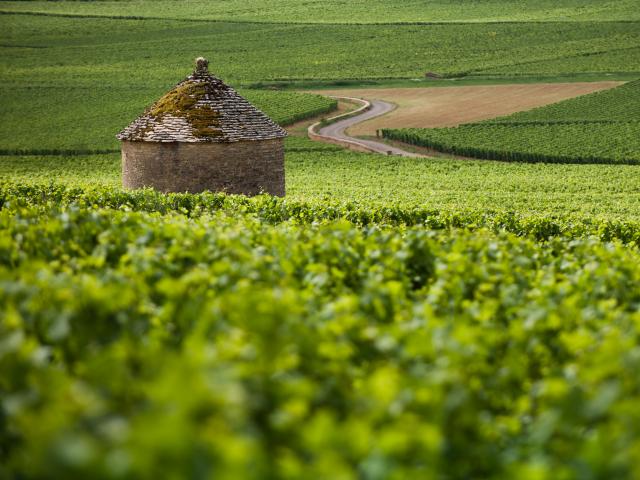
315 98 426 157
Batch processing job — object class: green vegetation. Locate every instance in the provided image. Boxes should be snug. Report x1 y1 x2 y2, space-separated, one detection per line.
3 183 640 240
249 72 640 90
479 48 640 77
2 15 639 87
284 136 343 152
249 91 337 127
2 188 640 478
1 0 638 23
0 86 336 154
3 152 640 219
487 79 640 124
383 123 640 164
383 81 640 164
1 12 637 155
3 1 640 477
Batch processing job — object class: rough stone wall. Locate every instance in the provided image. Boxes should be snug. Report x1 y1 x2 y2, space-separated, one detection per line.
121 139 285 196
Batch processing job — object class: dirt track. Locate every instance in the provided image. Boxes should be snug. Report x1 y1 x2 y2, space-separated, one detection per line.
314 81 623 136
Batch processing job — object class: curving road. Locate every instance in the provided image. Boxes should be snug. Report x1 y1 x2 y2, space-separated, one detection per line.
313 98 426 157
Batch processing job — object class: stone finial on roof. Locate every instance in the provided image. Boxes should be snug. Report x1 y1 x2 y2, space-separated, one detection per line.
195 57 209 74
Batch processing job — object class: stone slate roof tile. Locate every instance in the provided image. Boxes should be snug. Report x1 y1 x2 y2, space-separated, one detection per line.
117 57 287 143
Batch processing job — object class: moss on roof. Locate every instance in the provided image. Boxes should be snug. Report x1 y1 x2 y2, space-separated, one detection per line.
149 82 223 139
116 58 287 143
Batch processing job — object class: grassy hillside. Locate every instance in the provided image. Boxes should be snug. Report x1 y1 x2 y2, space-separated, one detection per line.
1 0 638 23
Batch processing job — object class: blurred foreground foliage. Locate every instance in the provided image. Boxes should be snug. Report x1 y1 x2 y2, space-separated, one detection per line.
1 185 640 478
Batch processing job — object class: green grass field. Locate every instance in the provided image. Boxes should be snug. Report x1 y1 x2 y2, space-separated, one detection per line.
2 1 640 478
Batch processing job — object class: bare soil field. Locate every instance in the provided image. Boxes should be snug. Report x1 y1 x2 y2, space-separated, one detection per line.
313 82 623 136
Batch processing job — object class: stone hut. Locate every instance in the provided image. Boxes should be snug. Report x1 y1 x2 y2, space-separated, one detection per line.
117 57 287 196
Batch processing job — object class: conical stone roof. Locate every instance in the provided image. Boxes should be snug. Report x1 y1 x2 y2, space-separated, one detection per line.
117 58 287 143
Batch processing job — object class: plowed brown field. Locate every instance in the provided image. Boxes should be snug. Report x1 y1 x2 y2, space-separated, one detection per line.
313 82 623 137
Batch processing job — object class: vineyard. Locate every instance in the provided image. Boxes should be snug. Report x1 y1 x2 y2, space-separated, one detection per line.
383 123 640 164
2 12 637 160
2 185 640 478
2 0 640 478
2 15 639 87
478 46 640 77
2 13 638 156
245 91 337 127
4 151 640 219
3 183 640 240
486 79 640 124
1 0 638 23
0 87 336 155
383 81 640 164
